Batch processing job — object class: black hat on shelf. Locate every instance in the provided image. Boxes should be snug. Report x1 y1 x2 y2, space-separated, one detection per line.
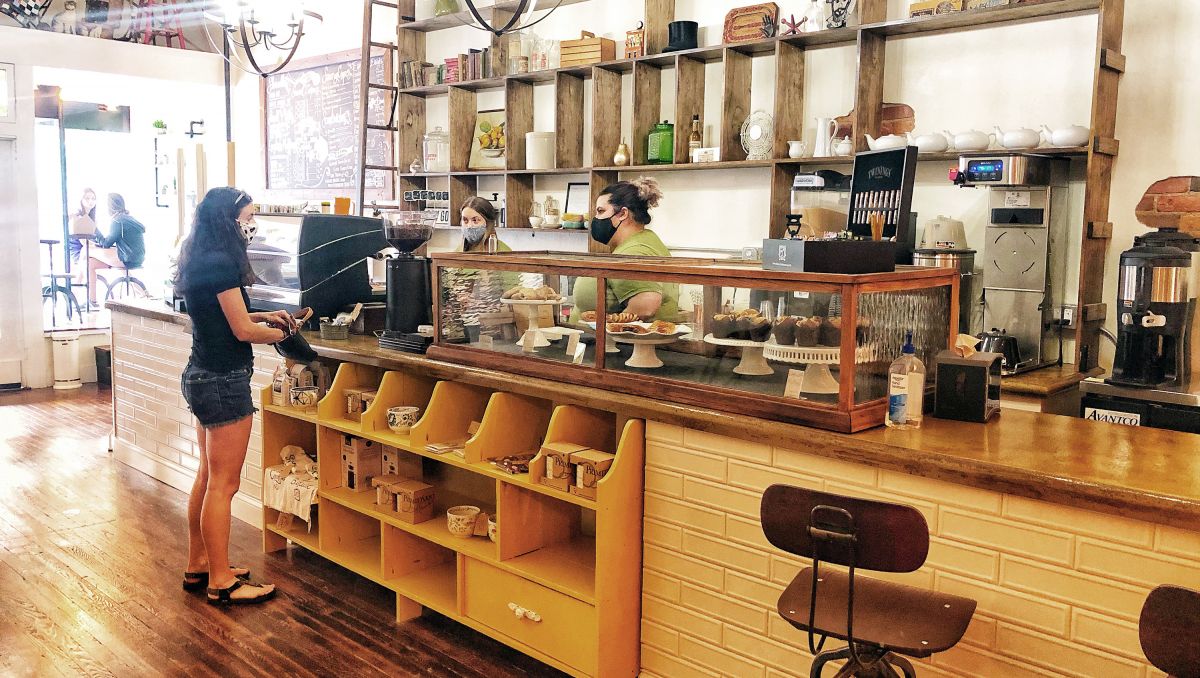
662 21 698 53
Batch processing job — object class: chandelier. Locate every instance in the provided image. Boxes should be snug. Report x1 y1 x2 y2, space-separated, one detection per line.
204 1 323 76
459 0 563 36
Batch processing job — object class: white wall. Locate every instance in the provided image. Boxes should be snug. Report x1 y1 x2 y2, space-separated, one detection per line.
0 27 225 388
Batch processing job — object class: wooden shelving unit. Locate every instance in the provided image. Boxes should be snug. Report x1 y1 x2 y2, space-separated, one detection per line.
261 362 644 678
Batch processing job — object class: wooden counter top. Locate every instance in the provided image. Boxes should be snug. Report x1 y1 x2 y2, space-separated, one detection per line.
1003 364 1104 396
109 299 1200 528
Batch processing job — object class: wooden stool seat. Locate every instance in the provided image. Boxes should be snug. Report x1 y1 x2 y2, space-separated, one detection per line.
1140 584 1200 678
779 567 976 658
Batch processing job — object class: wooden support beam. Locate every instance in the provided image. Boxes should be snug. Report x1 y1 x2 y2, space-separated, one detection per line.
852 30 885 152
1081 303 1108 322
1093 136 1120 156
504 173 534 230
674 55 705 163
1100 48 1126 73
1087 221 1113 239
592 66 623 168
631 62 662 165
643 0 675 55
448 86 477 172
772 41 805 160
721 48 752 163
505 80 533 170
555 72 585 169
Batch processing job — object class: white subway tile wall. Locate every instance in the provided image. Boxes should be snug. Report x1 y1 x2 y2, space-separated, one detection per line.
110 313 281 501
641 422 1200 678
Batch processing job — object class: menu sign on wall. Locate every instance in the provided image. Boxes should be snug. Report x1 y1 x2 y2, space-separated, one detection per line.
264 54 391 195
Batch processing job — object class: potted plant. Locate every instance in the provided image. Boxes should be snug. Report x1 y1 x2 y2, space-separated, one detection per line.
152 120 167 135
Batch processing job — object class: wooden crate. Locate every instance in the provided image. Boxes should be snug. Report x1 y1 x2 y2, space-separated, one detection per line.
560 32 616 68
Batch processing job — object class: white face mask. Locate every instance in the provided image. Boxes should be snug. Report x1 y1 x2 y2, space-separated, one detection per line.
239 218 257 243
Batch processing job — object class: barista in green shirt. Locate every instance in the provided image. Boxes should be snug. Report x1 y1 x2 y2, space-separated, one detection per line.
570 177 680 322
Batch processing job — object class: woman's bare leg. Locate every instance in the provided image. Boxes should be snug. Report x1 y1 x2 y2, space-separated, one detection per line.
201 416 273 598
186 420 209 571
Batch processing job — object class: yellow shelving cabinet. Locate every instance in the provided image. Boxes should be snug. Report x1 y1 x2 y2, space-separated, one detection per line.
261 362 645 678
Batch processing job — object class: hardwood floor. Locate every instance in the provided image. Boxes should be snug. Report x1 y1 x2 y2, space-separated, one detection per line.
0 385 567 678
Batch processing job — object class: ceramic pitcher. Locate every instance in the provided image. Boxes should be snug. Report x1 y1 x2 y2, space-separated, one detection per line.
813 117 837 157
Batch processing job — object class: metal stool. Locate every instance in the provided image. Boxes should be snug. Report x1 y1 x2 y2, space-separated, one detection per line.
40 238 82 321
1140 584 1200 678
102 264 148 301
761 484 976 678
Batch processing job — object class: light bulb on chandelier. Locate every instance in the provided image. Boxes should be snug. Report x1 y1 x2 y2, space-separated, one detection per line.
203 0 323 77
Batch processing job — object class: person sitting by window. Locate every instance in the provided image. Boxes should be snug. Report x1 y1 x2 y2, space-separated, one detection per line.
88 193 145 307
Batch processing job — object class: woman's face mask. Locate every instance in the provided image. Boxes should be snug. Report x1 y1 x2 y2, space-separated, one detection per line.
590 207 625 245
238 218 258 243
463 226 487 248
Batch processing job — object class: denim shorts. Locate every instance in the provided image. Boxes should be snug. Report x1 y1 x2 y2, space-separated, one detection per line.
181 362 257 429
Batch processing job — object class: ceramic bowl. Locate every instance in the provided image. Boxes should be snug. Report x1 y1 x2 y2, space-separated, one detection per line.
488 516 497 542
387 406 421 434
289 386 319 408
447 505 481 538
561 220 585 230
542 213 561 226
528 216 544 228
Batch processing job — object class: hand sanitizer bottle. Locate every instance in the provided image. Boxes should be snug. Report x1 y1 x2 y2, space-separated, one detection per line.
886 330 925 429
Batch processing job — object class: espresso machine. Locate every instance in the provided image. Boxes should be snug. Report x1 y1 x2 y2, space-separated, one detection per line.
1078 231 1199 433
378 213 434 354
952 153 1068 374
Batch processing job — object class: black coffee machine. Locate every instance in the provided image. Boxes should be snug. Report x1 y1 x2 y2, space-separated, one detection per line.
379 215 434 354
1108 243 1193 387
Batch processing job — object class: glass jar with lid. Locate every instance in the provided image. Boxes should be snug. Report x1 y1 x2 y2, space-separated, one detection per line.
423 127 450 173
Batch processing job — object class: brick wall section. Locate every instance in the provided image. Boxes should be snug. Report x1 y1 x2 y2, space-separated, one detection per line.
1135 175 1200 235
640 422 1199 678
111 312 280 501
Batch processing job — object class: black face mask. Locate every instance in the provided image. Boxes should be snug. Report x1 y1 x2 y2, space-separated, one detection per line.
590 212 624 245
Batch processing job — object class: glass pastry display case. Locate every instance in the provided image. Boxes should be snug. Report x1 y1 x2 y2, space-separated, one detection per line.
428 252 959 432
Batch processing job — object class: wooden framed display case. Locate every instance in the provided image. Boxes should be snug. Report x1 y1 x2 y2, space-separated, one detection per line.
428 251 959 432
261 362 644 678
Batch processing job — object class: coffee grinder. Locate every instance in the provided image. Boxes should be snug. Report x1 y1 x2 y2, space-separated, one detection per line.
1108 242 1194 387
952 153 1068 374
379 213 434 354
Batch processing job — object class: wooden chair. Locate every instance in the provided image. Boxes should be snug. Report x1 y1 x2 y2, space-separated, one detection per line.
761 484 976 677
1140 584 1200 678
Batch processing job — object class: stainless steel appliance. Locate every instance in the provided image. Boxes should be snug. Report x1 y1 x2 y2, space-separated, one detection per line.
247 214 388 320
1080 379 1200 434
953 153 1068 375
1107 244 1192 388
912 248 976 335
1133 227 1200 382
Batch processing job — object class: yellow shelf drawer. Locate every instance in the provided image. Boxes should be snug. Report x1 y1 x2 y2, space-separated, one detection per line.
463 558 597 676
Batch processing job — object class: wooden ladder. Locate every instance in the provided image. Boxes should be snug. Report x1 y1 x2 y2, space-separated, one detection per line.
356 0 404 217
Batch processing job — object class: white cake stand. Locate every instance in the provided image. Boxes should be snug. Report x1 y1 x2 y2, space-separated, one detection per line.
702 334 774 376
613 335 680 369
762 343 842 393
500 298 563 350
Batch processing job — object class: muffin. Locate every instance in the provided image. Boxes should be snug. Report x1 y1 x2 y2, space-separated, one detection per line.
747 316 772 342
712 314 736 339
772 316 797 345
819 317 843 347
795 317 820 347
733 316 754 341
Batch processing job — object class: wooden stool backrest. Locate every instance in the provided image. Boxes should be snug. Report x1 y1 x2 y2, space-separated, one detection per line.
761 484 929 573
1140 584 1200 678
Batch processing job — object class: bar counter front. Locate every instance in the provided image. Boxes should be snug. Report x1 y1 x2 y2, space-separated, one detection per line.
108 298 1200 678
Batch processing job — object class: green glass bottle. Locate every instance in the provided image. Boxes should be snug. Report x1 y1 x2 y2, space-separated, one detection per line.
434 0 460 17
646 121 674 165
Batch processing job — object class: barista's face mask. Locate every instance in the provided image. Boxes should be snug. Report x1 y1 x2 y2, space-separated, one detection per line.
463 227 487 248
590 208 625 245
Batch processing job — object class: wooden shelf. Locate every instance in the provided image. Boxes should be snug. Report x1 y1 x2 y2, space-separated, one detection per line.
327 535 383 582
263 401 319 424
505 536 596 604
387 560 458 611
266 521 320 552
864 0 1099 37
400 0 588 32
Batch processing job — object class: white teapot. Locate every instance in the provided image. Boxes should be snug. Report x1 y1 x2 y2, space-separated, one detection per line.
906 131 950 154
993 126 1041 150
1040 124 1090 147
832 136 854 156
864 133 907 151
946 129 992 152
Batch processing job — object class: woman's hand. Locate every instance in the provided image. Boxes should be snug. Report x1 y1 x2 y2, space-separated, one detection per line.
252 310 297 333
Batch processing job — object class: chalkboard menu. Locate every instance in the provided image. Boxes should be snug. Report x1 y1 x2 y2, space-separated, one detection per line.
264 54 391 193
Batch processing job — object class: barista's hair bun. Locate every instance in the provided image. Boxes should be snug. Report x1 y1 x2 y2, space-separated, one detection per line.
629 177 663 208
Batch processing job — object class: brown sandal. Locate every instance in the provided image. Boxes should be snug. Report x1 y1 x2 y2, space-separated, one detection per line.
182 566 251 592
206 579 276 606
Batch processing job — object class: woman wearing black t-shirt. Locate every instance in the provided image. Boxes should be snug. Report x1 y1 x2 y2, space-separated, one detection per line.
174 187 295 605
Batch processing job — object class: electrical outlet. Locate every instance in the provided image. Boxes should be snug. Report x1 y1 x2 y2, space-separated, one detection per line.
1059 304 1077 329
